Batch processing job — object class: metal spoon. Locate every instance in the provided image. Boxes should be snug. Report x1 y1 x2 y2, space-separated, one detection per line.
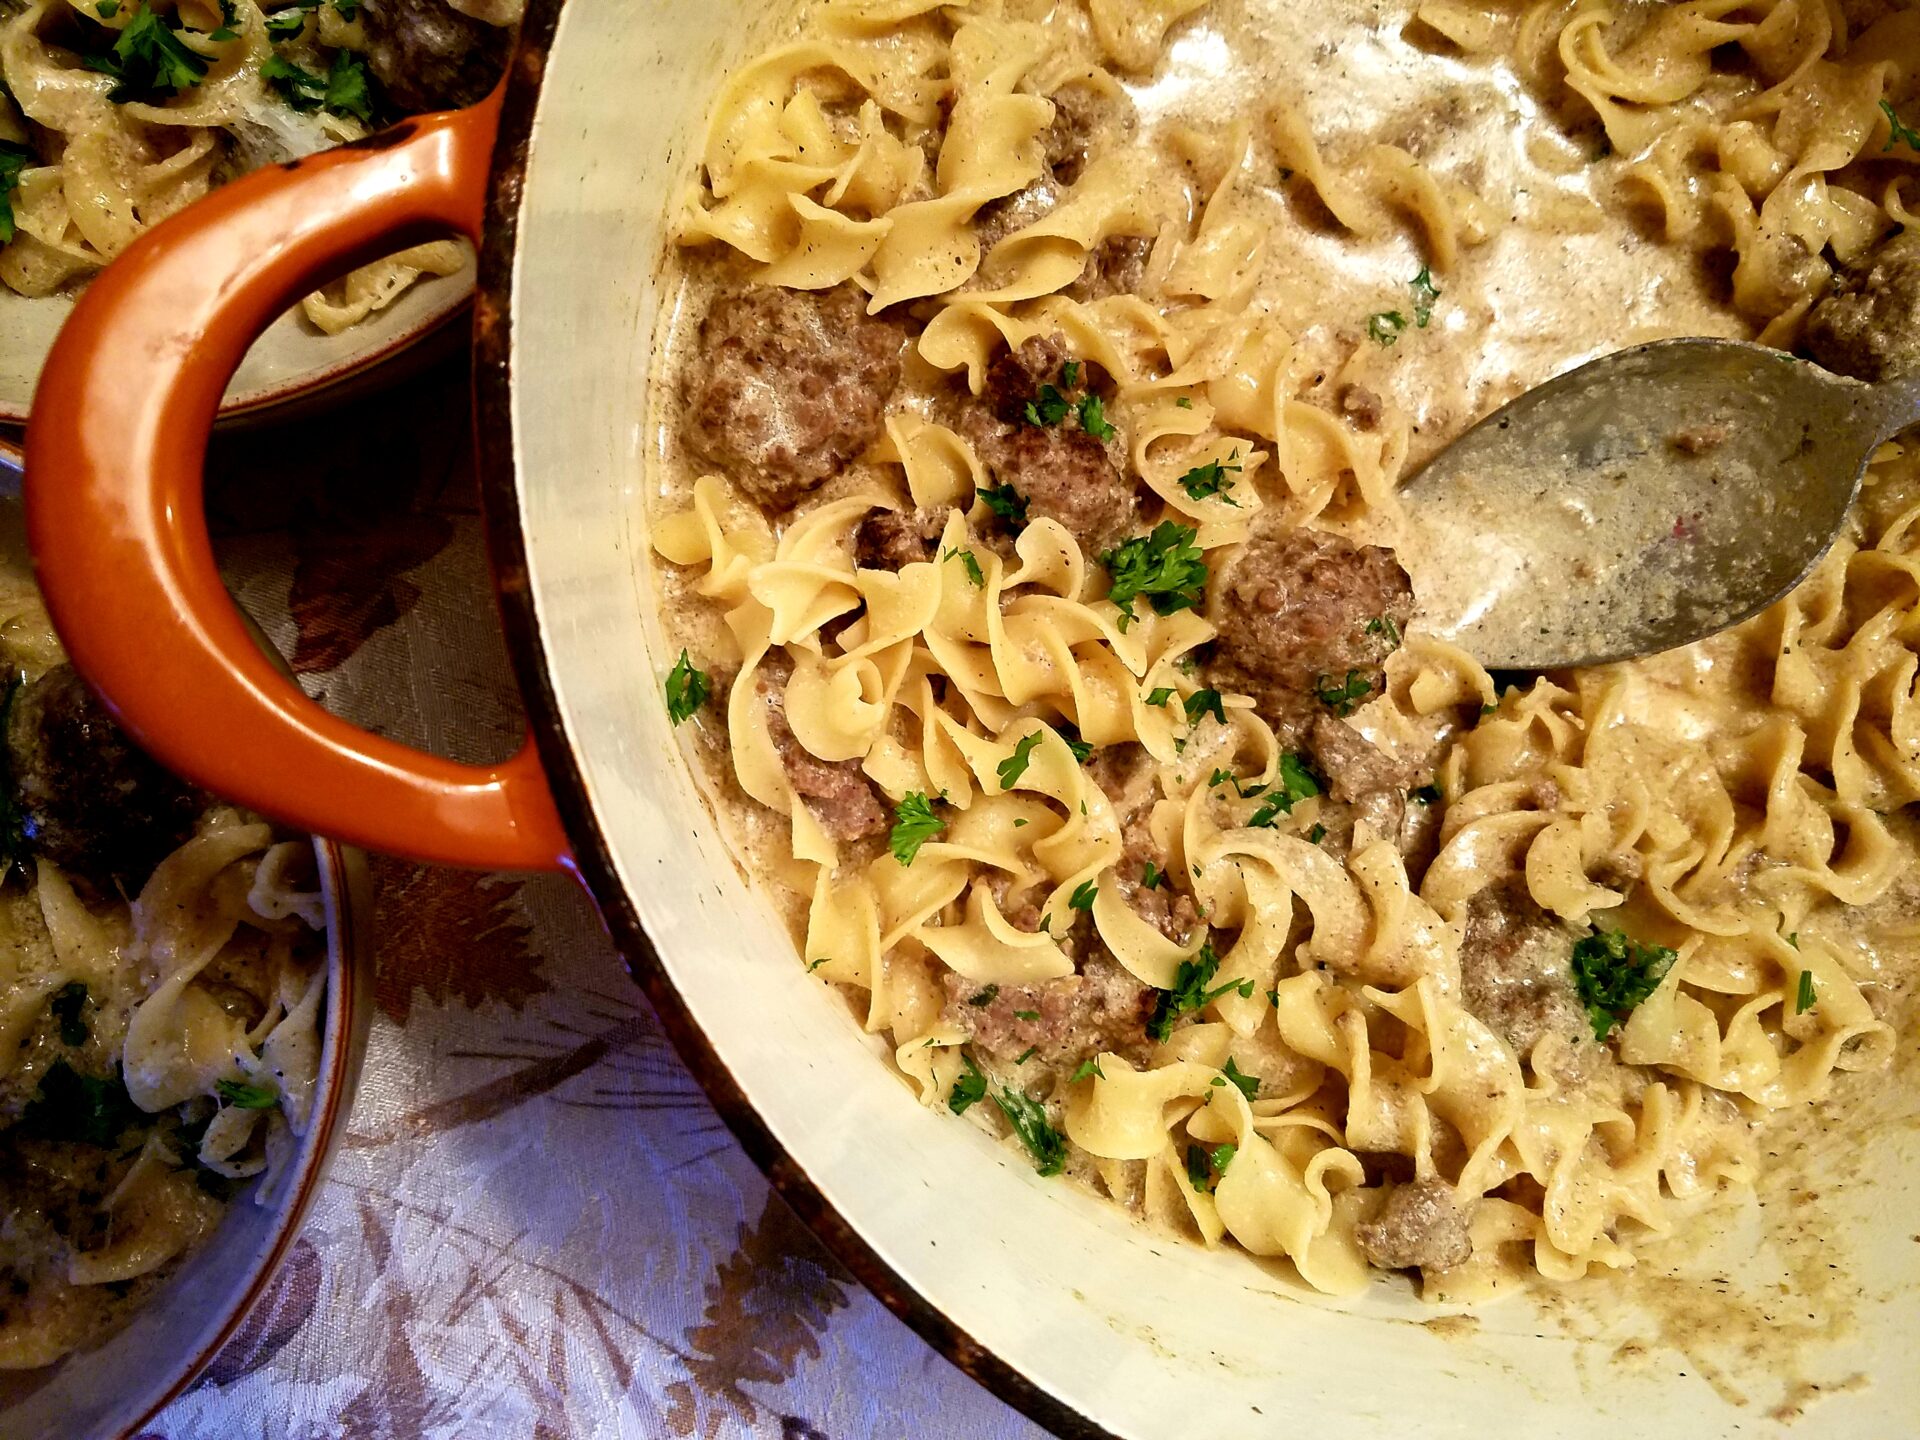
1400 338 1920 669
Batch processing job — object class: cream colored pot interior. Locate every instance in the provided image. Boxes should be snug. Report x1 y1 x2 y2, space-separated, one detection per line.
500 3 1920 1434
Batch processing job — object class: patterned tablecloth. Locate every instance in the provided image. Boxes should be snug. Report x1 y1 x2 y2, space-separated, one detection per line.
127 344 1048 1440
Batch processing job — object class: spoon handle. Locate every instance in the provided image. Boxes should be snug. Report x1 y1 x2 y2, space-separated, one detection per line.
1871 370 1920 443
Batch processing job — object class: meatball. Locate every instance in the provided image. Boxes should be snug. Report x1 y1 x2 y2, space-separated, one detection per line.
1065 235 1153 302
1804 230 1920 382
1458 878 1590 1064
1207 527 1414 742
854 508 945 571
682 284 907 510
961 335 1138 553
358 0 512 113
6 664 200 888
1355 1178 1472 1272
756 663 889 843
941 954 1154 1073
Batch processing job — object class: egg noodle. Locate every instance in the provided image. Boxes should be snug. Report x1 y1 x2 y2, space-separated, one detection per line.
649 0 1916 1298
0 0 466 330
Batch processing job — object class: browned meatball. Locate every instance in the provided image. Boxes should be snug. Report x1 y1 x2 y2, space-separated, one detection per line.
7 664 200 888
1355 1178 1472 1272
1458 879 1590 1064
1065 236 1153 302
961 335 1138 553
854 508 945 571
1207 527 1413 741
1804 230 1920 382
358 0 512 113
682 285 907 510
756 663 889 843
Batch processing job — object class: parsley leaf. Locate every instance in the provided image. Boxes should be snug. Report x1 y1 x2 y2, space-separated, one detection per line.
1077 393 1115 442
1174 395 1194 409
948 1054 987 1115
1141 860 1164 890
49 982 90 1047
1069 1057 1104 1083
942 546 985 588
1144 687 1174 707
1364 614 1402 645
85 3 207 103
663 650 709 725
996 732 1044 790
1055 723 1092 763
1185 1141 1236 1190
1220 1056 1258 1100
1882 100 1920 153
1313 669 1373 717
1795 969 1817 1014
1571 928 1678 1041
331 0 359 16
216 1077 279 1110
1146 944 1249 1041
1102 522 1209 631
1178 453 1242 506
1060 359 1081 388
321 49 375 123
1183 688 1226 727
978 483 1029 530
1245 753 1319 826
1069 880 1098 911
1012 1008 1040 1021
1014 1045 1038 1065
1211 1142 1236 1174
889 790 946 865
264 7 309 37
967 985 999 1007
261 53 324 110
96 0 119 12
1409 266 1441 327
993 1085 1067 1175
806 957 829 972
21 1061 142 1146
1023 384 1071 427
0 145 23 253
1367 310 1407 347
1306 822 1326 843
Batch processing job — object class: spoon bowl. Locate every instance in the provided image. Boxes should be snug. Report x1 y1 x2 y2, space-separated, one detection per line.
1402 338 1920 669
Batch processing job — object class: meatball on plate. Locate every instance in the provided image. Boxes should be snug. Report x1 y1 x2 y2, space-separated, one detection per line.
0 0 518 422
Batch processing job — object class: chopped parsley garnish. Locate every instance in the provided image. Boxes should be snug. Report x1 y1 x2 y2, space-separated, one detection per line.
1012 1008 1040 1021
1146 944 1251 1041
1409 784 1441 805
967 985 998 1007
1185 1141 1236 1190
1077 393 1115 441
0 144 26 246
1409 266 1441 327
996 732 1044 790
1313 669 1372 717
978 483 1029 529
84 3 207 102
1365 615 1401 644
331 0 359 16
942 546 985 588
1209 768 1266 798
1023 383 1071 427
1306 823 1326 844
1014 1045 1038 1065
1141 860 1164 890
1144 687 1174 707
1056 723 1093 763
216 1077 279 1110
1069 1057 1104 1083
1220 1056 1258 1100
1178 453 1242 506
1571 928 1678 1041
1060 359 1081 388
1246 753 1319 826
1367 310 1407 347
806 957 829 972
49 982 90 1047
1069 880 1098 912
264 7 308 37
993 1085 1067 1175
663 649 710 725
1101 522 1209 632
948 1054 987 1115
1882 100 1920 153
1183 688 1226 728
889 791 947 866
1785 932 1800 949
1174 395 1194 408
21 1061 142 1146
1795 970 1817 1014
321 49 376 122
96 0 119 12
262 54 323 107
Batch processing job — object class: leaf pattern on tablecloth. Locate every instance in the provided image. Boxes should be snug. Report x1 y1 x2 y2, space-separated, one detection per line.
289 511 456 675
194 1237 324 1389
663 1191 854 1438
337 1200 463 1439
370 860 548 1025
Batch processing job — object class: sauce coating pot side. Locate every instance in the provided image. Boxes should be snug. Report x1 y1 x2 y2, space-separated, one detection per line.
22 3 1920 1437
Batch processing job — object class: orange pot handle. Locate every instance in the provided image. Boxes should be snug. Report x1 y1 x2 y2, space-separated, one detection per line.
24 94 572 873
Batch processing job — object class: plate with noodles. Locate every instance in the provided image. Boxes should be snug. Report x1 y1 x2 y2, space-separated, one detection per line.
19 0 1920 1434
0 0 519 422
0 466 367 1437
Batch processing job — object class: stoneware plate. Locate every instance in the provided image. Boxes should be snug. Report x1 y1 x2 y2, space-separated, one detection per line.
0 442 373 1440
